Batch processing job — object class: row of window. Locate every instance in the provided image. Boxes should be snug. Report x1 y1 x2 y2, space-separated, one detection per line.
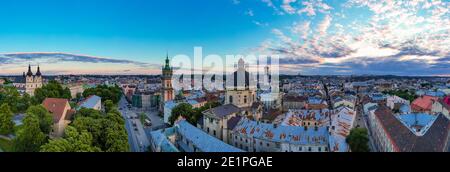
229 94 256 104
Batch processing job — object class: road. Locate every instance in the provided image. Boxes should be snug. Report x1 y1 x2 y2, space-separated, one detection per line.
355 95 378 152
119 96 151 152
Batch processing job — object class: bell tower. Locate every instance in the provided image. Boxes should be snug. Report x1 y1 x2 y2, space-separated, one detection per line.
160 53 175 111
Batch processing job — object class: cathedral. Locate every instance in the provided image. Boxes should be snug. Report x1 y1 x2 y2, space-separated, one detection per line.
20 65 43 96
225 58 257 109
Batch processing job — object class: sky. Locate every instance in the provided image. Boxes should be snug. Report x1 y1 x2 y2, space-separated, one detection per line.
0 0 448 76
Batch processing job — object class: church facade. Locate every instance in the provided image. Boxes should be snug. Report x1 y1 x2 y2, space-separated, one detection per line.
225 58 257 109
14 65 43 96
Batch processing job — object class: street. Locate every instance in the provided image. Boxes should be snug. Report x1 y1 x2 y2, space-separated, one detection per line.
355 95 378 152
119 96 151 152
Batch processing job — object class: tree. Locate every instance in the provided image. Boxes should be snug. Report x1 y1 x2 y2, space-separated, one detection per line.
346 128 370 152
104 100 114 113
13 115 47 152
40 126 101 152
0 86 20 113
0 104 14 135
34 80 71 104
70 103 129 152
26 105 53 134
75 93 83 102
169 103 194 125
83 85 122 104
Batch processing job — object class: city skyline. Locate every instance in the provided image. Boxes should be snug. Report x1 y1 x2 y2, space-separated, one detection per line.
0 0 449 76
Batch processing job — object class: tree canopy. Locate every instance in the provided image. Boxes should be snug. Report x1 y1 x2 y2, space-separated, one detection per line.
70 105 128 152
34 80 71 103
13 114 47 152
40 126 101 152
26 105 53 134
346 128 370 152
0 104 14 135
0 86 32 113
83 85 122 104
169 101 221 125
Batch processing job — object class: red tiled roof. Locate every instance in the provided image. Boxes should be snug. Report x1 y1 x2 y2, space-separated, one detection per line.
42 98 71 123
411 95 438 111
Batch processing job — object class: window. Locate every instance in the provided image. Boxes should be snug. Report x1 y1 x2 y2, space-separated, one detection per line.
235 136 238 139
267 143 270 147
207 127 209 133
245 139 248 143
318 147 322 152
260 142 263 146
299 147 302 151
308 147 312 152
244 96 247 104
229 96 233 103
213 130 216 136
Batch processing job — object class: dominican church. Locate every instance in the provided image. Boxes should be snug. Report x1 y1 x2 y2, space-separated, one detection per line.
13 65 43 96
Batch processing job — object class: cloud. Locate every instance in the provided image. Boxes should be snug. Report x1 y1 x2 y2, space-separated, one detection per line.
261 0 285 15
0 52 161 75
253 20 269 27
281 0 297 14
256 0 449 75
1 52 156 68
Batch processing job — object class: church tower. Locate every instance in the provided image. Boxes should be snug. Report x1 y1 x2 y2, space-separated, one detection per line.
160 54 175 111
25 65 43 96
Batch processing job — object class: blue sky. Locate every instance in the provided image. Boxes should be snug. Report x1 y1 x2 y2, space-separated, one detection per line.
0 0 448 75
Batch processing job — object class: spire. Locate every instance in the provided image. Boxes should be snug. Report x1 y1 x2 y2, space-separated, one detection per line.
36 65 42 76
164 52 171 70
26 64 33 76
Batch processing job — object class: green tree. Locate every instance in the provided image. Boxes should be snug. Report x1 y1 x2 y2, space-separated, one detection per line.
75 93 83 101
13 115 47 152
103 121 129 152
0 104 14 135
169 103 194 125
40 126 101 152
26 105 53 134
346 128 370 152
17 93 32 112
70 105 129 152
0 86 21 113
83 85 122 104
104 100 114 113
34 80 71 103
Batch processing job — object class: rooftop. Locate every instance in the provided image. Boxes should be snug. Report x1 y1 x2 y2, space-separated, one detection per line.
233 118 329 146
203 104 240 119
78 95 101 109
374 106 450 152
282 109 331 126
42 98 71 123
149 127 179 152
176 120 243 152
